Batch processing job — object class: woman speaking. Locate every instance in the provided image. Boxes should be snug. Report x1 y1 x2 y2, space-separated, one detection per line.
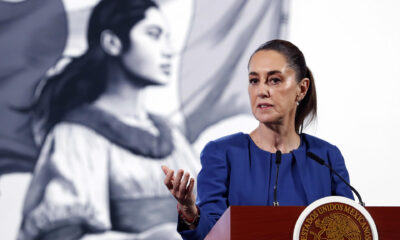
162 39 353 239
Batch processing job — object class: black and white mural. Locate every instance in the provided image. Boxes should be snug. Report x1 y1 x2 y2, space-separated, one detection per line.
0 0 288 239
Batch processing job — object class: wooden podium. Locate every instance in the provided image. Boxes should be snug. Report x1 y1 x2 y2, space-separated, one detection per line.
205 206 400 240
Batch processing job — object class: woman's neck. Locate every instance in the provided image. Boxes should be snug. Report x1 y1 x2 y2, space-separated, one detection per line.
250 120 300 154
93 60 148 121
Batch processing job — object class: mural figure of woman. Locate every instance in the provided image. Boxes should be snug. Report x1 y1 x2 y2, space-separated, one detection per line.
18 0 199 239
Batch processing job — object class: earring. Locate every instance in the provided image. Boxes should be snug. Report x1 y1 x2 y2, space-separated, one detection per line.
296 101 300 106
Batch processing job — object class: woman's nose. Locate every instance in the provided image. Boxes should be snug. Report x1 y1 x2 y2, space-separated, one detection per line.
257 84 270 98
162 51 173 59
162 39 176 59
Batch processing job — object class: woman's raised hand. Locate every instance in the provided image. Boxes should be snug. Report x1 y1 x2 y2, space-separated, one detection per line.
161 165 198 219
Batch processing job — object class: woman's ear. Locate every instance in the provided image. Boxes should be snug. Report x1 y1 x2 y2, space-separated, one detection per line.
297 77 310 101
100 29 122 56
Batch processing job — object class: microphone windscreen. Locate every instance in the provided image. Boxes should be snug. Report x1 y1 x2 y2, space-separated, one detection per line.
276 150 282 164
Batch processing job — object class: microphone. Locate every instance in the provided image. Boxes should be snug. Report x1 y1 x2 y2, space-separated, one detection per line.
273 150 282 206
306 152 365 206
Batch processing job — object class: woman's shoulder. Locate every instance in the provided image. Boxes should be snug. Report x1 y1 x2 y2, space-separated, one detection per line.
202 132 248 153
48 122 111 151
302 133 339 153
211 132 247 144
34 122 110 172
52 121 106 139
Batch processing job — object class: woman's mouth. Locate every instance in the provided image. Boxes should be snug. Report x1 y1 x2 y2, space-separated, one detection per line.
160 64 171 75
257 103 273 109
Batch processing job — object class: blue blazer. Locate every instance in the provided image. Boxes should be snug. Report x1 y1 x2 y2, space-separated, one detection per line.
179 133 354 240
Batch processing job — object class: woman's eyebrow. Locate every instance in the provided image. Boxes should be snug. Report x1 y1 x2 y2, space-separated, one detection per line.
266 70 282 76
249 72 259 76
249 70 282 76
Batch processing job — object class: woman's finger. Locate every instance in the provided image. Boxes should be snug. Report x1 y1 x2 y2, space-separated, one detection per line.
178 173 190 199
161 166 171 182
161 165 170 175
172 169 184 194
187 178 195 196
164 169 174 189
183 178 195 204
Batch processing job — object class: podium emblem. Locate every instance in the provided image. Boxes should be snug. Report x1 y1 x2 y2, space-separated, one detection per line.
293 196 378 240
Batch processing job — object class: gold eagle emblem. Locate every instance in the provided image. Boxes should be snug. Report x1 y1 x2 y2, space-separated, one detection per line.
310 213 361 240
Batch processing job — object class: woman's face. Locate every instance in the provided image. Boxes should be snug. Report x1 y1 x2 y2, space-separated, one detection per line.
248 50 304 125
120 7 172 85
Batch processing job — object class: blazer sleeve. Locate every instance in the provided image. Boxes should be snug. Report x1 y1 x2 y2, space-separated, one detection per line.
179 140 229 240
328 146 354 200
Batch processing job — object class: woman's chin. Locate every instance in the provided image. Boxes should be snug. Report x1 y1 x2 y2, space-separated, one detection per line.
254 114 273 123
144 71 171 86
255 116 281 126
130 73 170 87
148 77 169 86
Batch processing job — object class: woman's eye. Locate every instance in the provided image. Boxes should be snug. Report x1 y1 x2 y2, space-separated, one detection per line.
249 78 258 84
147 30 161 40
146 26 162 40
269 77 281 84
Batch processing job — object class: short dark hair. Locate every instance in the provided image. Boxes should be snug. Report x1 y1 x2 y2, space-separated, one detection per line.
251 39 317 133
